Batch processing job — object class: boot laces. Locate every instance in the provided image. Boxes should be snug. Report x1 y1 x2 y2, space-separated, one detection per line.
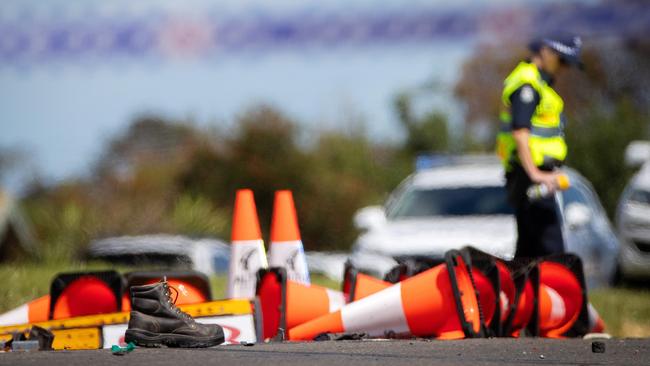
161 279 195 324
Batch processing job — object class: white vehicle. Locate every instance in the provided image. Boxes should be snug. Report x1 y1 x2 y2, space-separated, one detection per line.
87 234 230 275
350 155 620 289
616 141 650 280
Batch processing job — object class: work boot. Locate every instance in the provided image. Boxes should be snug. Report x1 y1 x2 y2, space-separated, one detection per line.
125 278 224 348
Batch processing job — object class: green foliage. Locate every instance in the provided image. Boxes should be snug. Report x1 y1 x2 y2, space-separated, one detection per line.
179 107 406 251
18 104 414 257
565 99 649 215
22 187 100 263
394 92 449 154
171 194 230 238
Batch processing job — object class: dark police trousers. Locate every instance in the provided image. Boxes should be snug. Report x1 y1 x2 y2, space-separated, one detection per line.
506 164 565 258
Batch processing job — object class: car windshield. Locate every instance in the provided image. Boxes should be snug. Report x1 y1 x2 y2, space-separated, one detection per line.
387 186 514 219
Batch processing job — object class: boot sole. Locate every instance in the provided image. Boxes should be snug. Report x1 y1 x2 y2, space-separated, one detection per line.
125 329 225 348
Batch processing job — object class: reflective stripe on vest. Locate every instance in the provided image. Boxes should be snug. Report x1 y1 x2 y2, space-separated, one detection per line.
499 124 563 138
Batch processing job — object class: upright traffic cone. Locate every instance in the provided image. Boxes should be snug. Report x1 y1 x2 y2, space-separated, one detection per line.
267 190 310 285
228 189 268 299
256 267 345 340
288 251 483 341
342 262 391 303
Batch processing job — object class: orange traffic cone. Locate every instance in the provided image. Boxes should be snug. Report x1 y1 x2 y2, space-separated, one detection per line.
228 189 268 299
503 260 537 338
288 251 483 341
0 295 50 326
471 268 497 330
267 190 310 285
537 260 584 337
587 303 606 333
256 267 345 340
462 247 516 337
505 254 594 338
496 260 516 327
342 262 391 303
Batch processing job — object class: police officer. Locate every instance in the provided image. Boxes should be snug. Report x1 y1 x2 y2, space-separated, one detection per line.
496 35 583 258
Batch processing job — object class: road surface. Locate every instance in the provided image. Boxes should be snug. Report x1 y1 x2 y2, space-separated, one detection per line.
1 338 648 366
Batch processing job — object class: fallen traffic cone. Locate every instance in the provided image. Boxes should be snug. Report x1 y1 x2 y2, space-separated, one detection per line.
503 260 537 337
256 267 345 340
342 262 391 303
383 257 442 284
537 261 584 337
461 247 516 337
288 251 483 341
0 295 50 326
496 260 516 331
587 303 606 333
536 254 593 338
228 189 268 299
267 190 310 285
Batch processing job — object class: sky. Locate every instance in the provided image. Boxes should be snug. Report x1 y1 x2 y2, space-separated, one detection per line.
1 0 645 193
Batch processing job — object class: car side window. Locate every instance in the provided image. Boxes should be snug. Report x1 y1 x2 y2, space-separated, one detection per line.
561 184 591 208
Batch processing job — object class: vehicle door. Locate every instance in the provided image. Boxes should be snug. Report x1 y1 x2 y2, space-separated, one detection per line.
559 176 618 288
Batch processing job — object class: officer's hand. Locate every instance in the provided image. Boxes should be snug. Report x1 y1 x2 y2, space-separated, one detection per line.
531 171 558 194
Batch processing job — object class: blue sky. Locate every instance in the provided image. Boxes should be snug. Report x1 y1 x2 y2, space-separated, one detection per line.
1 0 480 192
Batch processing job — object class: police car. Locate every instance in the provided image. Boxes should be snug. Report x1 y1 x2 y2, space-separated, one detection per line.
350 155 620 289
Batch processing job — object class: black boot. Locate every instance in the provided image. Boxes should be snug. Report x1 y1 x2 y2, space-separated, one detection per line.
125 279 224 348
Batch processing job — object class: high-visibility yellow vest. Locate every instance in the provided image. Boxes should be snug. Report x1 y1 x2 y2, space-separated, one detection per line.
496 62 567 171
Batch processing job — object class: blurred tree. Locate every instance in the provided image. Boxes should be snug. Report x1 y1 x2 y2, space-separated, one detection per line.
0 146 27 182
394 92 450 155
178 105 404 250
178 105 311 240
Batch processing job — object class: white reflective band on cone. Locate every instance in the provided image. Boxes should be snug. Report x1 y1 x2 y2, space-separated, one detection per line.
268 240 310 285
340 283 410 337
545 286 566 327
0 304 28 326
325 289 346 313
587 303 600 330
500 291 510 320
228 239 268 299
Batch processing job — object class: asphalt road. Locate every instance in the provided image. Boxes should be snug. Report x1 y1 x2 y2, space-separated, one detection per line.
1 338 648 366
